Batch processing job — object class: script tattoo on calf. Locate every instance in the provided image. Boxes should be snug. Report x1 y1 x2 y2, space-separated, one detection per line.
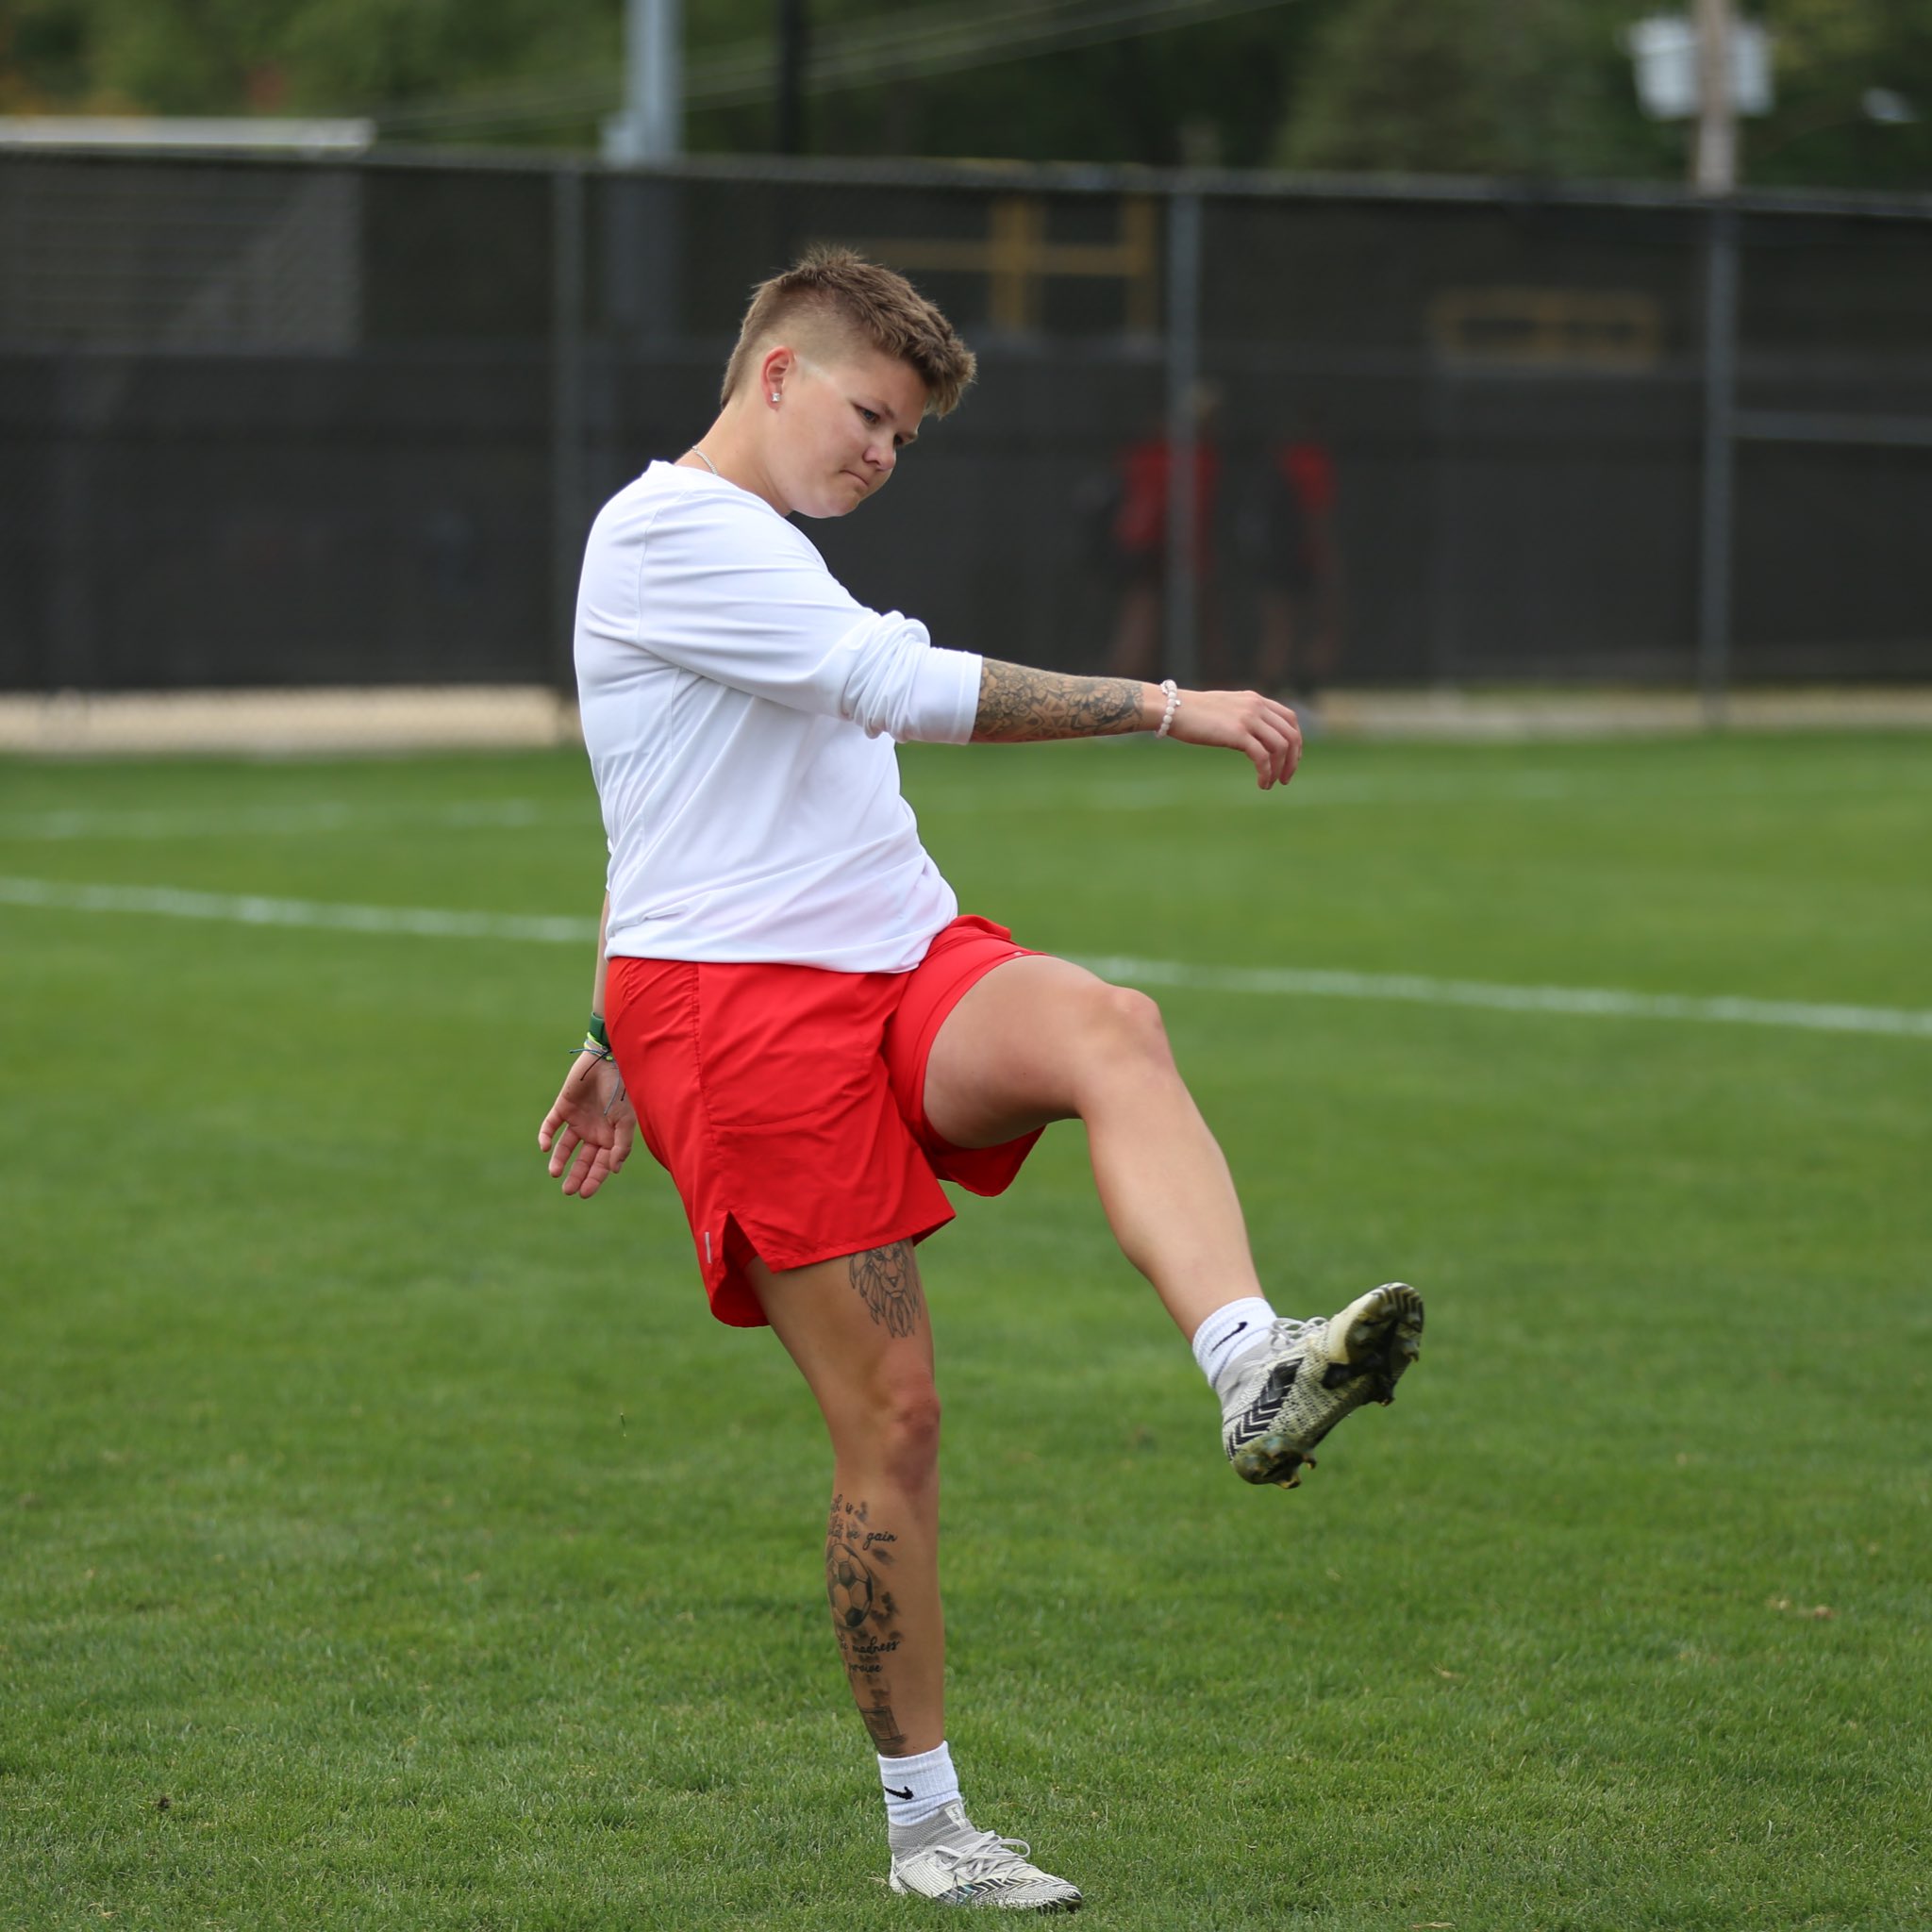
850 1241 923 1338
825 1493 907 1754
973 659 1143 741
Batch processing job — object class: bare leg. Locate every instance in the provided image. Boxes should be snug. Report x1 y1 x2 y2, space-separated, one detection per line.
922 956 1262 1341
1303 523 1343 692
754 1243 946 1758
1255 585 1295 693
1308 557 1342 691
1106 579 1162 682
1196 574 1230 688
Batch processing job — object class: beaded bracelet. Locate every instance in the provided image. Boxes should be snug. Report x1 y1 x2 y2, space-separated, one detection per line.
1155 677 1181 739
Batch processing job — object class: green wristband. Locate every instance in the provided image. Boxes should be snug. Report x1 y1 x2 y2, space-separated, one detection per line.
588 1012 610 1053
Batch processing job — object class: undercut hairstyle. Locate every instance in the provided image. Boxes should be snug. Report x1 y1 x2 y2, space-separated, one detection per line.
721 246 977 418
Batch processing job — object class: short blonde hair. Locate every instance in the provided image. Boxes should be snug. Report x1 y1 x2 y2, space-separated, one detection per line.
721 246 977 418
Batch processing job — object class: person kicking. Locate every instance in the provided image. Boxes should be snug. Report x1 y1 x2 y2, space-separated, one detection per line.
538 247 1424 1913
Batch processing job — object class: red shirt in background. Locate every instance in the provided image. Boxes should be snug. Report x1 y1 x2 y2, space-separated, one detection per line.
1113 439 1220 570
1279 440 1336 518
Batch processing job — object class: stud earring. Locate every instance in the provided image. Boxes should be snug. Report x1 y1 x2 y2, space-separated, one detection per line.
770 392 780 404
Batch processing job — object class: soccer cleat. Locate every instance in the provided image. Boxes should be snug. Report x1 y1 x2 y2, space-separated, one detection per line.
888 1802 1083 1912
1220 1282 1424 1487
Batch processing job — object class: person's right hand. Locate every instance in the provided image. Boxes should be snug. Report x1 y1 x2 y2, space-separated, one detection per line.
1166 687 1302 789
538 1051 637 1199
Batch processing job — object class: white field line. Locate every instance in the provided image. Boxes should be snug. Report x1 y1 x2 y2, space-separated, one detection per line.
0 876 596 946
4 874 1927 1041
1078 953 1932 1041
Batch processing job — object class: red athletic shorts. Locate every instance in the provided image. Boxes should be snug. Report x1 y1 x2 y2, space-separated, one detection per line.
605 914 1043 1327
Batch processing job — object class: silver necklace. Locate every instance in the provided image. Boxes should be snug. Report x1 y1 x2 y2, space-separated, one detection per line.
687 448 719 476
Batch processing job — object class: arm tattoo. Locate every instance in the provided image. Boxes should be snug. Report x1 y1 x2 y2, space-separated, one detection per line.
972 658 1145 742
850 1242 923 1338
826 1493 908 1754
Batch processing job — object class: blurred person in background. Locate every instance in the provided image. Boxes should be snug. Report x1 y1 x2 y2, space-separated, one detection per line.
1104 384 1226 685
1243 412 1344 709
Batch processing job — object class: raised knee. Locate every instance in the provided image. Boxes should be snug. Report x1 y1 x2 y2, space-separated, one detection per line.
1088 982 1173 1066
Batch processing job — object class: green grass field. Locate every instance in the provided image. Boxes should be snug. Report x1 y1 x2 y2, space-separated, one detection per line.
3 729 1928 1931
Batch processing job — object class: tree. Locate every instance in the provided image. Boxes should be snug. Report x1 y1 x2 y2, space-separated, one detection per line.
1746 0 1932 192
1274 0 1673 180
0 1 1319 161
1273 0 1932 191
3 0 1927 191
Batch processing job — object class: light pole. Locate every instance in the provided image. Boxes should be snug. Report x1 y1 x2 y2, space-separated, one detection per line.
1692 0 1737 192
598 0 684 350
605 0 683 161
1627 4 1767 722
1626 8 1770 182
1692 0 1738 724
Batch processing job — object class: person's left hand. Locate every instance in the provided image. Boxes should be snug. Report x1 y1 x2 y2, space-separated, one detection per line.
538 1051 637 1198
1166 688 1302 789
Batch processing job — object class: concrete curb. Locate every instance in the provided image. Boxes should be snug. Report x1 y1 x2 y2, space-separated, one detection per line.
1317 687 1932 740
0 687 583 758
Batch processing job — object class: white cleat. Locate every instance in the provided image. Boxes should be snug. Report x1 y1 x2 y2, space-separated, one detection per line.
1220 1282 1424 1488
888 1802 1083 1912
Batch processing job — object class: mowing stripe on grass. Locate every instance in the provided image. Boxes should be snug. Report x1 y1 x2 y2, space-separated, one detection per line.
0 799 579 841
6 873 1928 1041
1078 765 1932 812
6 766 1930 843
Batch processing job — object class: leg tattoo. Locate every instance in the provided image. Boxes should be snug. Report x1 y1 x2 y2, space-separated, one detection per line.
849 1241 923 1338
825 1492 907 1753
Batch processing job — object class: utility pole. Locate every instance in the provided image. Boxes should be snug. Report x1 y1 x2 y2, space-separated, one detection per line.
600 0 683 347
605 0 683 161
776 0 809 156
1692 0 1740 724
1692 0 1737 192
1162 192 1203 691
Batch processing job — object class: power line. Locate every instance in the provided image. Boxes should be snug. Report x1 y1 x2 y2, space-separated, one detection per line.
374 0 1275 132
372 0 1292 137
707 0 1295 108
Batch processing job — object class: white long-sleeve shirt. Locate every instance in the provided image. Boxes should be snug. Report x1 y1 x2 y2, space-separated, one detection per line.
575 461 984 972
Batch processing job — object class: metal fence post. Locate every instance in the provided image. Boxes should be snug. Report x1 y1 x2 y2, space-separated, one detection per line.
1425 372 1461 688
1697 202 1739 725
551 164 587 696
1163 188 1203 689
49 355 97 694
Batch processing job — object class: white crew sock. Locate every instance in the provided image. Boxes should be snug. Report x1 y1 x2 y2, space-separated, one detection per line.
880 1740 962 1833
1191 1296 1278 1399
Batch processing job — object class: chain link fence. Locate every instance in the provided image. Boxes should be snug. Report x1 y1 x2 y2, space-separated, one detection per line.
4 147 1931 733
